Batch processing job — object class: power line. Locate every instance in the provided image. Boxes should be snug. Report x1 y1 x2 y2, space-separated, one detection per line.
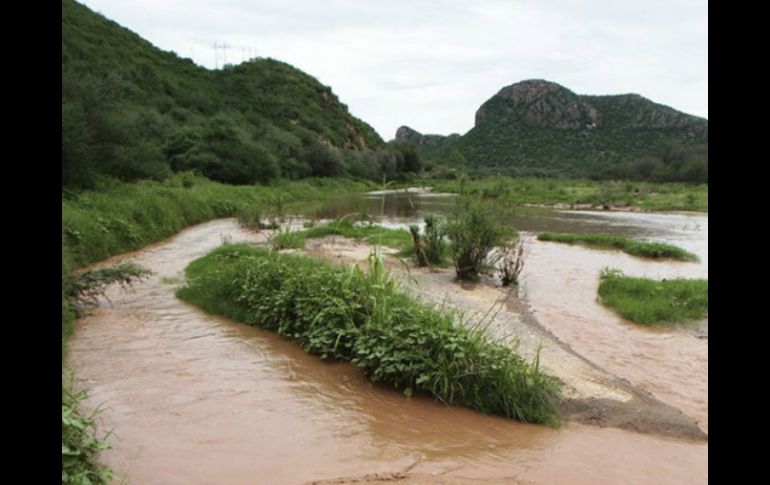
211 42 220 69
221 43 231 66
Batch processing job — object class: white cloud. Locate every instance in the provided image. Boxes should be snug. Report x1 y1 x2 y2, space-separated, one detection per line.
77 0 707 140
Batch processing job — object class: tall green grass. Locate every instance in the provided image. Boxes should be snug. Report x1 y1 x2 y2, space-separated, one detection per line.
62 175 375 267
295 218 413 252
538 232 698 261
177 244 561 424
598 269 708 324
432 176 708 212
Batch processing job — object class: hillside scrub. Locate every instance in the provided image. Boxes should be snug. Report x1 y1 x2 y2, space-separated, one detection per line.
63 0 429 187
177 245 561 424
598 269 708 324
537 232 698 261
399 81 707 183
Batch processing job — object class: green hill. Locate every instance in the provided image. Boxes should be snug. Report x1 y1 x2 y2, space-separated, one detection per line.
62 0 406 187
396 80 707 182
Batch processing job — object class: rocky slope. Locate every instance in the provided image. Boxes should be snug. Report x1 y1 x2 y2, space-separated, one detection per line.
396 80 707 181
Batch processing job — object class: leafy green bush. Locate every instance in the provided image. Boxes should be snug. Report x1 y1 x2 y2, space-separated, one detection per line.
410 214 448 267
445 203 507 280
62 382 113 485
177 245 561 424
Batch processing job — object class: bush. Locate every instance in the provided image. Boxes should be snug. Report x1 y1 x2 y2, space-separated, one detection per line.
410 214 448 267
497 239 525 287
445 202 507 280
62 382 114 485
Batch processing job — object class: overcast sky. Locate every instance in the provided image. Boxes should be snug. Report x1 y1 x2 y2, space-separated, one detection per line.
78 0 708 140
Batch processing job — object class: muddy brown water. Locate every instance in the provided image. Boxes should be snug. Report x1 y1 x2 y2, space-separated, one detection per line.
322 191 708 433
65 218 707 484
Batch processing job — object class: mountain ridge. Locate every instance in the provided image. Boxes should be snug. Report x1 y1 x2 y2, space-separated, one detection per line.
394 79 707 181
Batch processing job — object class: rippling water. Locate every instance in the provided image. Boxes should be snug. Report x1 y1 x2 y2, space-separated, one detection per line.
65 215 707 484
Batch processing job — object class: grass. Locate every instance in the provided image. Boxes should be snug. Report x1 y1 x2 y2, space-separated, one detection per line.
537 232 698 261
268 227 306 250
177 244 561 424
597 269 708 324
62 174 375 267
274 218 414 252
431 176 708 212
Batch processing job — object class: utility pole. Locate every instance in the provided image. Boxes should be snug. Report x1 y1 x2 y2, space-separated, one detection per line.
211 42 219 69
221 43 231 66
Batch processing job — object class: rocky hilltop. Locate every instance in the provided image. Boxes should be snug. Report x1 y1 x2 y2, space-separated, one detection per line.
395 79 707 181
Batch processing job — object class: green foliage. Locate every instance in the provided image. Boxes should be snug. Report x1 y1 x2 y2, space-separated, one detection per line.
177 245 561 424
410 214 448 267
598 269 708 324
68 263 152 314
537 232 699 261
403 88 707 183
298 218 413 251
62 175 373 267
62 0 399 186
235 205 263 230
62 382 113 484
432 176 708 212
268 227 306 250
446 202 508 280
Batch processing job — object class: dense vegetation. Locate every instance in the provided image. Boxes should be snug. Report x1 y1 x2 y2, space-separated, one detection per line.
430 176 707 212
598 270 708 324
398 82 707 183
62 383 114 484
62 175 373 267
178 245 561 423
446 203 510 280
537 232 698 261
62 0 425 188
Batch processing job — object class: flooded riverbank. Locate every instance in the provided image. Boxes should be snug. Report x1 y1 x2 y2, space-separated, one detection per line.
65 218 707 484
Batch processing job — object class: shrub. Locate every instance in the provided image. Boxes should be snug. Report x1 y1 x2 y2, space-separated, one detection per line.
445 203 506 280
498 239 525 287
62 382 114 485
